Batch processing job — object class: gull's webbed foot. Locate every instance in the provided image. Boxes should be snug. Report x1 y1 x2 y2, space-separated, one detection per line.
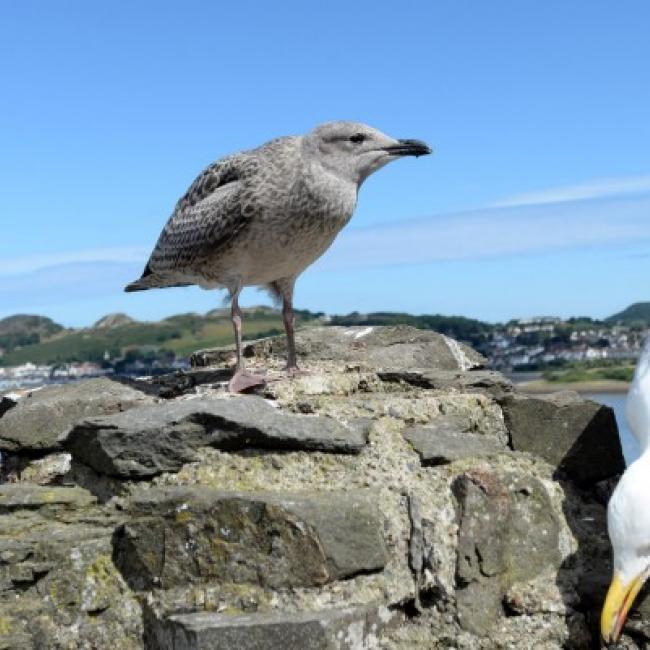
228 369 266 393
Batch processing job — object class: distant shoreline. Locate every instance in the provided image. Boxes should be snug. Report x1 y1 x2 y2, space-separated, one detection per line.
514 379 630 394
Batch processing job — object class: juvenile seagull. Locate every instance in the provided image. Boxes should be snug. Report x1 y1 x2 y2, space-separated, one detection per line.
125 121 431 391
601 336 650 644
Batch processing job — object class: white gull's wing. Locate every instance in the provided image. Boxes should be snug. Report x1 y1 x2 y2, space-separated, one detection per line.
626 334 650 454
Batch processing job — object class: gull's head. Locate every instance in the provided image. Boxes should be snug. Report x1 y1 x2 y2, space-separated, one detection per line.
601 458 650 644
303 121 432 185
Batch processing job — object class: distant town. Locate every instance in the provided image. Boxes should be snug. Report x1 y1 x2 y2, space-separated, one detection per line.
1 303 648 391
485 317 643 370
0 358 189 392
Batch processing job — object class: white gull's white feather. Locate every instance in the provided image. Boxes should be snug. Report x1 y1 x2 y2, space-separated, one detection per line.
609 337 650 580
601 334 650 642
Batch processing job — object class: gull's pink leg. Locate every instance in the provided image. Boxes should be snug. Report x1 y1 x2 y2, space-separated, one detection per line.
228 290 265 392
283 295 299 372
275 279 307 377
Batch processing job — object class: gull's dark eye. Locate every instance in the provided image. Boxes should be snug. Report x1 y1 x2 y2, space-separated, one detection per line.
349 133 366 144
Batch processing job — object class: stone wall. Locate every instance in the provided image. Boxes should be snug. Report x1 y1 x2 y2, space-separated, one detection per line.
0 326 642 649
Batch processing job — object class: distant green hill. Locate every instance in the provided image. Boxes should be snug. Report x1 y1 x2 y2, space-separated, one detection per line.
605 302 650 326
5 303 643 368
0 314 65 354
0 308 491 366
0 308 318 367
92 313 137 329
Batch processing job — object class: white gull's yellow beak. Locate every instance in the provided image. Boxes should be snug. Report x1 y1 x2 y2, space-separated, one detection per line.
601 571 646 644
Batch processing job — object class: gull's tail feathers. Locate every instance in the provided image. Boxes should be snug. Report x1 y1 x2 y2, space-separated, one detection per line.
124 264 192 292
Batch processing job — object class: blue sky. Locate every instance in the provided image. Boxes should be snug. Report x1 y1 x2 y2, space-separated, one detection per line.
1 1 649 326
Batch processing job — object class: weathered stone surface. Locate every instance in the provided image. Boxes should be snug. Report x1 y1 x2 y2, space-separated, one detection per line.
0 497 142 649
12 452 72 485
559 481 612 610
0 327 636 649
500 391 624 484
145 605 395 650
113 487 386 591
0 541 143 649
64 396 367 478
0 377 154 454
378 368 513 397
407 494 424 609
404 418 507 465
192 325 486 371
0 484 95 511
0 395 16 419
131 368 232 399
451 470 561 636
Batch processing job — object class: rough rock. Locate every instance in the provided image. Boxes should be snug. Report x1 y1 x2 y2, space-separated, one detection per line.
0 484 96 511
0 484 141 649
499 391 625 484
145 605 395 650
0 378 154 455
10 452 72 485
404 417 507 466
0 396 16 419
113 487 386 591
378 368 513 398
0 327 639 649
191 325 486 371
64 396 367 479
139 368 232 399
451 470 561 636
407 493 424 607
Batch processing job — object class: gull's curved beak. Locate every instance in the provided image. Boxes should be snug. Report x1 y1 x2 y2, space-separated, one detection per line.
601 571 646 644
382 139 432 157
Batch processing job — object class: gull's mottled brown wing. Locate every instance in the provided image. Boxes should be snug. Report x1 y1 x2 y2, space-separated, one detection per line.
125 154 256 290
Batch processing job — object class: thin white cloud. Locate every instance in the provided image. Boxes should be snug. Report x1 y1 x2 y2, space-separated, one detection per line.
4 172 648 280
3 188 650 314
314 193 650 271
493 174 650 207
0 246 149 276
4 192 650 282
1 192 649 327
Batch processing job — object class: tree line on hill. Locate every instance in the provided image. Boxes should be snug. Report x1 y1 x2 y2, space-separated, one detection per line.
1 301 649 368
